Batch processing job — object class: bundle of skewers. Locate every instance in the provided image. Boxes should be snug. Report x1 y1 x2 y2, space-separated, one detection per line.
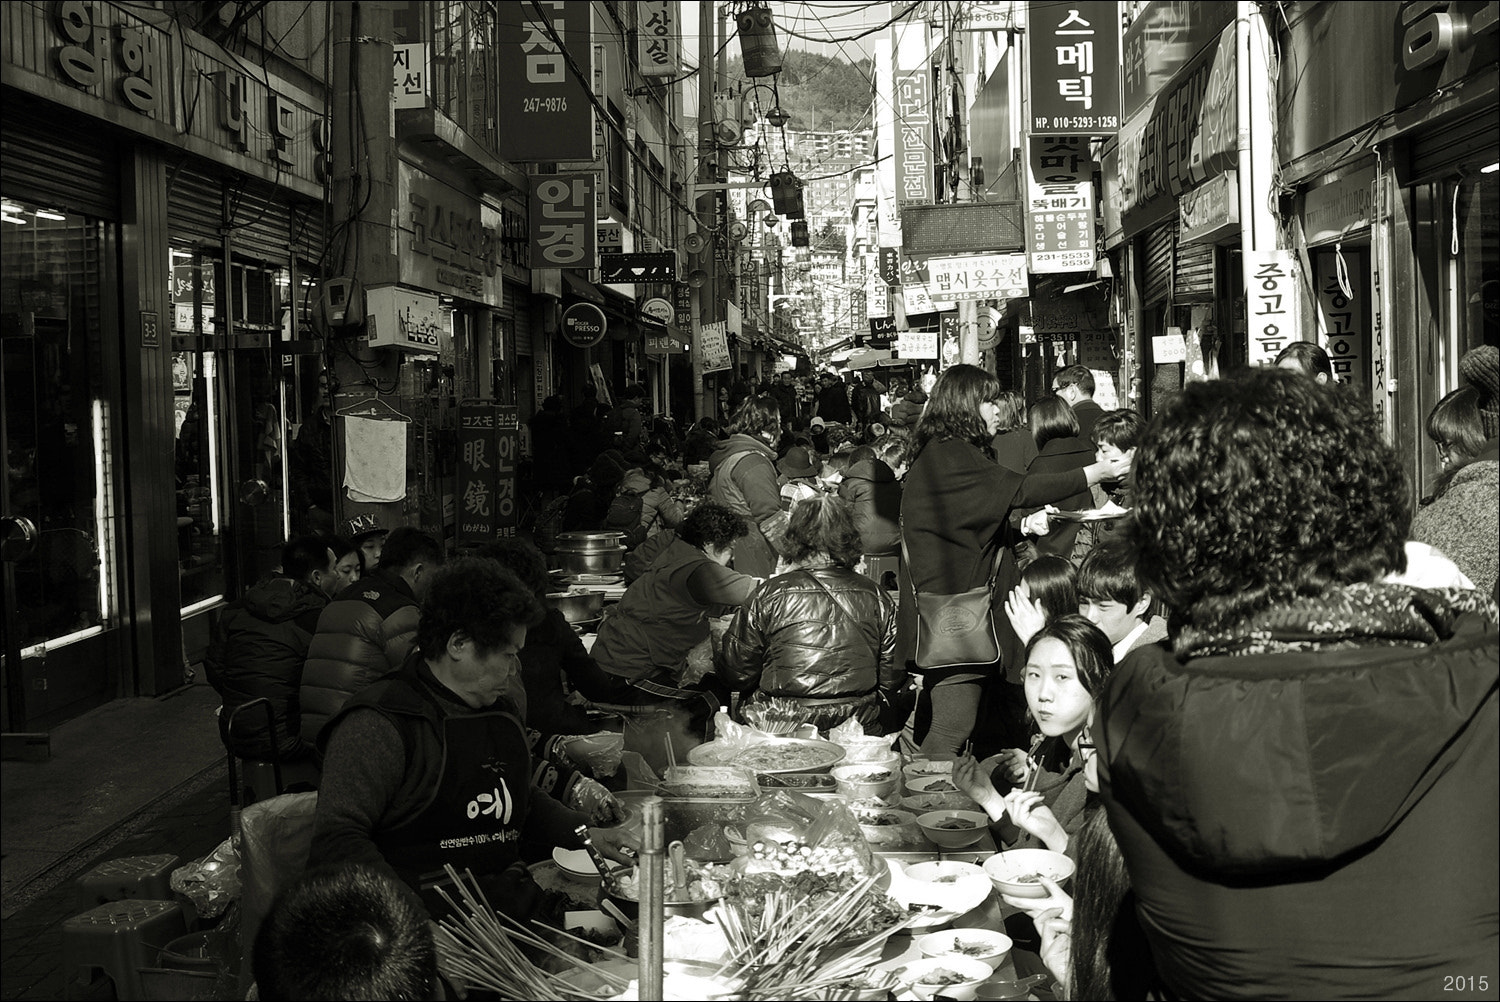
706 868 915 999
432 865 636 1001
740 697 813 736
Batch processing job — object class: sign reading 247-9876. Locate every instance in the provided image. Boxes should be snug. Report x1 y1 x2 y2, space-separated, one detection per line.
497 1 593 161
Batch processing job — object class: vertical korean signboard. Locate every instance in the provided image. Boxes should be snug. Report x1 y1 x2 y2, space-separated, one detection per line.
1025 136 1096 273
894 70 933 203
1028 0 1121 136
638 0 681 77
530 173 596 268
497 1 593 161
1245 249 1300 368
1314 249 1365 385
495 405 519 535
457 400 498 544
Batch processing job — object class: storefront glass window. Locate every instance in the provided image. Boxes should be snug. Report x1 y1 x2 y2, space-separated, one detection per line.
1 199 115 653
1454 170 1499 358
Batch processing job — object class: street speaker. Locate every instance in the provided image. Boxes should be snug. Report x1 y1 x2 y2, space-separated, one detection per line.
683 232 707 255
728 221 749 242
764 214 780 228
687 269 709 288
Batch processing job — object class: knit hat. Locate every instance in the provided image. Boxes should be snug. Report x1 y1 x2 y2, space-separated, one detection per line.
810 415 826 429
777 446 819 479
1459 344 1499 439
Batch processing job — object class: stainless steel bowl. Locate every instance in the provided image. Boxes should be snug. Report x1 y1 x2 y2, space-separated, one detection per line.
557 546 626 576
556 530 628 552
545 589 604 625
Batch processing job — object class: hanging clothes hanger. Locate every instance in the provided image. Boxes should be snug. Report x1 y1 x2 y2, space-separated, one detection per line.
334 396 411 422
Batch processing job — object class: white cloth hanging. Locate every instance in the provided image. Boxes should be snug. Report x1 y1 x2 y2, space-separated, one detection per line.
343 415 407 502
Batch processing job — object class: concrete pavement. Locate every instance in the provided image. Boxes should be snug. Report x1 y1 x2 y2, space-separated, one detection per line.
1 681 231 1000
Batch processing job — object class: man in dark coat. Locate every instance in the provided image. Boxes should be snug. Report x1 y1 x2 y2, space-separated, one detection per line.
206 535 342 762
815 370 853 424
1054 364 1104 442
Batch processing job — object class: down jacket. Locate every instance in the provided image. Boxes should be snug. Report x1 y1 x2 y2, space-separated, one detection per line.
1099 592 1498 1000
837 456 902 555
299 569 420 743
205 575 326 761
708 433 789 577
718 566 902 732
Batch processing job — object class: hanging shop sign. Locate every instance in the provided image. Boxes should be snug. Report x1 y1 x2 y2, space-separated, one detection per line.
638 0 682 77
496 0 593 161
560 302 607 348
457 400 499 543
897 330 938 358
399 164 503 303
599 252 677 283
1027 0 1121 136
1117 23 1238 237
1314 248 1367 385
1025 136 1097 273
1121 1 1236 120
700 321 732 372
1245 249 1301 367
530 173 596 268
597 222 624 254
1178 171 1240 245
640 297 673 326
393 43 427 109
895 70 935 203
863 316 898 350
879 248 902 286
674 283 693 327
925 253 1029 302
495 405 519 534
1303 167 1375 246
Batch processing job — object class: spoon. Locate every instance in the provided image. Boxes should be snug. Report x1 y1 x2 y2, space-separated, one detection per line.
668 839 688 892
972 972 1048 1000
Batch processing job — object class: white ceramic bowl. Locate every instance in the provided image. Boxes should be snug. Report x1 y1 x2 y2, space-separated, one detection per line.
899 956 996 1001
552 846 599 880
981 848 1075 899
916 928 1015 970
905 773 965 796
831 763 900 800
917 809 990 849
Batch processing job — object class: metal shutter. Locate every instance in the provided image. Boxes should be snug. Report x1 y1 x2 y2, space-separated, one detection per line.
0 105 119 220
1142 221 1174 307
1174 239 1216 303
1410 108 1499 183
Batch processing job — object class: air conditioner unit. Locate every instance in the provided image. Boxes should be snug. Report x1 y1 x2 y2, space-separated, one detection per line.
364 286 443 353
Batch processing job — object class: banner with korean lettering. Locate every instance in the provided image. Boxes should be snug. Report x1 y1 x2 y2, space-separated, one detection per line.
925 253 1029 302
496 1 593 161
894 70 934 204
1245 249 1301 367
495 405 519 534
1314 248 1365 385
457 400 499 543
1028 0 1121 136
701 321 732 373
393 44 427 109
638 0 681 77
530 174 596 268
1025 136 1096 273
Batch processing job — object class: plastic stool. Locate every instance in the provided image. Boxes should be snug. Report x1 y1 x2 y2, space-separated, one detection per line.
862 553 900 591
62 899 188 1001
74 854 180 911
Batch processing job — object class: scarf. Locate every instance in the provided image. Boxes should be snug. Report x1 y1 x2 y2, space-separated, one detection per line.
1176 581 1497 659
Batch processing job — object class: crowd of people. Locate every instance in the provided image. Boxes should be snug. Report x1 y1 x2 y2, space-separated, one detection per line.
205 345 1497 1000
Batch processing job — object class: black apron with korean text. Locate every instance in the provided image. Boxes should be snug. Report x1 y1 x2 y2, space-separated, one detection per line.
375 700 532 914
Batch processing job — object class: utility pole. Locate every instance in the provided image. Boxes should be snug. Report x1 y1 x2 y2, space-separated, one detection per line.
692 0 722 421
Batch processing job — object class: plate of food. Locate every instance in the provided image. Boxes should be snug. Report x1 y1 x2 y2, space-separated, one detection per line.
906 774 964 795
688 736 846 775
1049 500 1131 523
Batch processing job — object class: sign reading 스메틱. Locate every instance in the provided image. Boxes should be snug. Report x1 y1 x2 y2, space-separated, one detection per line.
1028 0 1121 136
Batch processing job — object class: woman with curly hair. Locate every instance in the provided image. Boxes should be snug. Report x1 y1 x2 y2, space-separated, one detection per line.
901 365 1128 755
717 495 905 733
1098 367 1498 999
708 395 791 576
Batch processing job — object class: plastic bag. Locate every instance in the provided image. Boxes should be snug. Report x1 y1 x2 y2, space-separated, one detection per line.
828 719 898 764
742 790 878 879
561 731 626 778
170 836 242 920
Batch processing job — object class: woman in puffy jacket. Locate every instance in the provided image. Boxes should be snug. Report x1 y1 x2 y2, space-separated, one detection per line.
717 494 904 733
708 395 791 576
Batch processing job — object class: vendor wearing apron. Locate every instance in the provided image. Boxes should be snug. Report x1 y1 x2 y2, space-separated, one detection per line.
310 557 637 918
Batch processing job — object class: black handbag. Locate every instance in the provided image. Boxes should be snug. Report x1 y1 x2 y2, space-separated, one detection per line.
901 525 1003 670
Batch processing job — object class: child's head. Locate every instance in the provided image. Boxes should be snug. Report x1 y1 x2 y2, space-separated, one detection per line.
1019 555 1079 623
1023 614 1115 742
872 431 912 477
1092 409 1146 468
1077 545 1153 645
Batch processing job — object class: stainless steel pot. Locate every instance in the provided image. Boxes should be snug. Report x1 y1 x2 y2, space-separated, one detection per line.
545 589 604 625
557 546 626 576
556 530 627 552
